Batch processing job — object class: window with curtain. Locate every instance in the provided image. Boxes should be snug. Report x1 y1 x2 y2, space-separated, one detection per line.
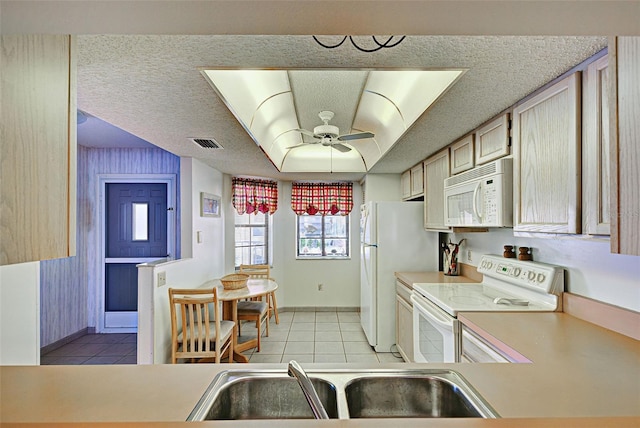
234 211 272 267
232 177 278 215
292 182 353 259
290 182 353 216
232 177 277 268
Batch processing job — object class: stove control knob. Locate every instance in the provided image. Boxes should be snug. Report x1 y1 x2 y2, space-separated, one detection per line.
513 267 522 277
527 271 536 281
537 273 546 283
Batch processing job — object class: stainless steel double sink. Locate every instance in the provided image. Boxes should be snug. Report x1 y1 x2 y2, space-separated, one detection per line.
187 368 499 420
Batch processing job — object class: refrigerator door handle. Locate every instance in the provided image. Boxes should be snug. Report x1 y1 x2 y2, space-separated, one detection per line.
362 243 378 248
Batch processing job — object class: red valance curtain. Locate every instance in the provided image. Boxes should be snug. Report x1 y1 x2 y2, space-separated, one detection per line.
232 177 278 215
291 182 353 216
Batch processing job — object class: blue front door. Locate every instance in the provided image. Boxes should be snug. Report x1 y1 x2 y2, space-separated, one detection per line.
104 182 168 329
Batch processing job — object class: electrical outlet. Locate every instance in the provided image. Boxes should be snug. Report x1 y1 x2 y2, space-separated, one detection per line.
157 271 167 287
467 250 473 262
318 283 324 291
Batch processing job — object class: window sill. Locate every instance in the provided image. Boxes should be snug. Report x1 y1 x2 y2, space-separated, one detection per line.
295 256 352 261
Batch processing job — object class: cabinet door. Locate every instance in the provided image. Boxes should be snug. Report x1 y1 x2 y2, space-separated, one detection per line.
410 163 424 196
450 134 474 175
512 73 581 234
475 113 510 165
583 54 610 236
395 294 414 362
1 35 77 265
609 37 640 255
401 170 412 199
423 148 450 230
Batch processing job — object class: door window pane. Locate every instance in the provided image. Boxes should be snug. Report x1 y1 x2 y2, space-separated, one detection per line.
132 203 149 241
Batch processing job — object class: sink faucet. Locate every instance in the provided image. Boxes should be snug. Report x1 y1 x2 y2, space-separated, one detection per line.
287 360 329 419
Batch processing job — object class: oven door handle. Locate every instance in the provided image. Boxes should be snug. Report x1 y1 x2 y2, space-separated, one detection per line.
411 293 454 330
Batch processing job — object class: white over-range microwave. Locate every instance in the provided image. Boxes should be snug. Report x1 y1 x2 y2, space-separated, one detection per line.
444 157 513 228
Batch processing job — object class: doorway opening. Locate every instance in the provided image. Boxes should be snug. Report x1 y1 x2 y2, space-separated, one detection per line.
97 174 176 333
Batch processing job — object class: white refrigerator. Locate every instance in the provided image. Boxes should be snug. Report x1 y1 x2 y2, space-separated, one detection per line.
360 201 438 352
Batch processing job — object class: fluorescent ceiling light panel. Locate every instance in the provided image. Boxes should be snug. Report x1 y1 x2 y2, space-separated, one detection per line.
202 68 464 173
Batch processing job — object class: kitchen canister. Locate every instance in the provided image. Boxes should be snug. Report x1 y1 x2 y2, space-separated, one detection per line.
442 239 465 276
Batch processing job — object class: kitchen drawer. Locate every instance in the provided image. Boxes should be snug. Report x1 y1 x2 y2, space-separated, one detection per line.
396 280 412 303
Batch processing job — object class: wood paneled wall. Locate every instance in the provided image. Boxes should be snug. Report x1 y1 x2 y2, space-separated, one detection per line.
40 146 180 348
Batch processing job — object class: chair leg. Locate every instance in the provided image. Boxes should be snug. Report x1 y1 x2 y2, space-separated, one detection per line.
269 292 280 324
256 320 261 352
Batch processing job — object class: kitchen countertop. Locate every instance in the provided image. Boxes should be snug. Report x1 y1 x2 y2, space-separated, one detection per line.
395 271 479 288
2 301 639 427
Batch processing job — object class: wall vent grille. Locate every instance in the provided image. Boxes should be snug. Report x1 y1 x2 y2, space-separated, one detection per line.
444 157 511 187
191 138 223 149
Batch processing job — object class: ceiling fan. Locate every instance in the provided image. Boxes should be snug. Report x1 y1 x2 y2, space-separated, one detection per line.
288 111 374 152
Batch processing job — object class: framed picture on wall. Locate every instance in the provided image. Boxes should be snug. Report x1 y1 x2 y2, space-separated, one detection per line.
200 192 221 217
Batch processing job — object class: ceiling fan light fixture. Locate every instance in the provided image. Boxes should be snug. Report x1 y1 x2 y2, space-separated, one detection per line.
313 123 339 139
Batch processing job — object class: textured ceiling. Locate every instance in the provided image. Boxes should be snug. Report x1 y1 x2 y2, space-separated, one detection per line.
77 35 607 181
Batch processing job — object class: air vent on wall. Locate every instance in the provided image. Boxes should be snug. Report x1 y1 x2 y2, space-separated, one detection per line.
191 138 223 149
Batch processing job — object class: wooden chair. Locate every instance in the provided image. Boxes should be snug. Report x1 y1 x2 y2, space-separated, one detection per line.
169 287 234 364
237 298 269 352
239 264 279 324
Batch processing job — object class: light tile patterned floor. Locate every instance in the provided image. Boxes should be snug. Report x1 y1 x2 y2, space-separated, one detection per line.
40 311 405 365
241 311 405 364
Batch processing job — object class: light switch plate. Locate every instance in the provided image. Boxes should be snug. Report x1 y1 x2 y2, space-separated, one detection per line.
157 271 167 287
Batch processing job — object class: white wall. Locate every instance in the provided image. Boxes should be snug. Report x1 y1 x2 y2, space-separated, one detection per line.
138 157 226 364
0 262 40 365
363 174 402 203
272 181 363 309
451 229 640 312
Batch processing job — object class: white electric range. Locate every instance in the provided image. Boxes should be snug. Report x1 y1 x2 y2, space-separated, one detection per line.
411 254 564 363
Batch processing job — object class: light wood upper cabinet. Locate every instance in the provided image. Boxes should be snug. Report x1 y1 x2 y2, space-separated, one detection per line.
1 35 77 265
609 37 640 256
401 163 424 200
475 113 510 165
583 54 611 236
450 134 474 175
423 148 450 231
512 73 581 234
401 170 412 199
410 163 424 197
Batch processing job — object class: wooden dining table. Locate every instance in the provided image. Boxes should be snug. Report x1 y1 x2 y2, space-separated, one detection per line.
201 277 278 363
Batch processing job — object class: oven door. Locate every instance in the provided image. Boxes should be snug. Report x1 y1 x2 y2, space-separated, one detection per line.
411 291 459 363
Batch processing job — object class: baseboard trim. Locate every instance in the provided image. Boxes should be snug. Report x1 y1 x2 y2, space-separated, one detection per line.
40 327 91 356
281 307 360 313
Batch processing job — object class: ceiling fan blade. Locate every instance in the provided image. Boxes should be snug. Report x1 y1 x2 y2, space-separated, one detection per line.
331 143 352 153
294 128 316 138
337 132 375 141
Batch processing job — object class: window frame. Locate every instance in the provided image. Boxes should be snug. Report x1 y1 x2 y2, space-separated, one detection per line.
296 213 350 260
234 211 272 268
